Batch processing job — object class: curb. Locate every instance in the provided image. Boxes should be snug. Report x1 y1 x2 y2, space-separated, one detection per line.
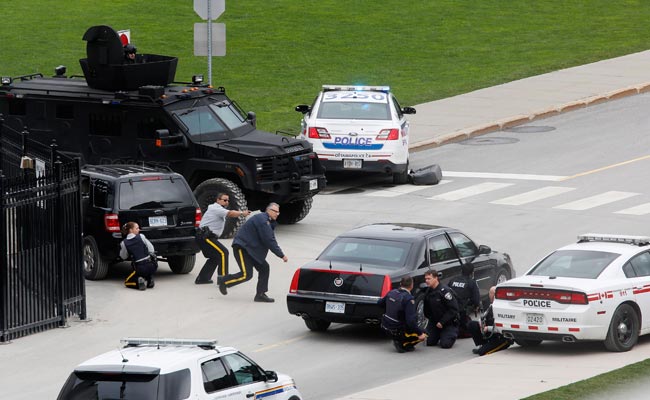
409 82 650 152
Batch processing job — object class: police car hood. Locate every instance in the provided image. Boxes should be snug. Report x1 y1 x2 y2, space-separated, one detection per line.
205 130 312 157
499 274 605 292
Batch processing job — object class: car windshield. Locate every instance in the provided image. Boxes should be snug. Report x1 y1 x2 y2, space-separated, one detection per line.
119 178 193 210
317 101 390 120
174 106 229 141
527 250 620 279
319 237 412 268
208 100 248 130
57 369 191 400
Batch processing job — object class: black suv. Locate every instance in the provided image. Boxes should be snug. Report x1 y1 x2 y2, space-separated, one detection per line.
0 25 326 239
81 165 200 280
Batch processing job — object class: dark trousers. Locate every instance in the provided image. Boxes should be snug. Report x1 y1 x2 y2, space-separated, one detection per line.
426 322 458 348
125 260 157 289
381 324 423 351
195 234 229 282
222 245 270 295
468 320 512 356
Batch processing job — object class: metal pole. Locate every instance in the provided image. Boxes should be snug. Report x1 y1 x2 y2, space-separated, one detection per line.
207 0 213 86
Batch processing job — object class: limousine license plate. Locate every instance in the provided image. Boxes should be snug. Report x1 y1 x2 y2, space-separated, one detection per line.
325 301 345 314
526 313 544 324
149 216 168 227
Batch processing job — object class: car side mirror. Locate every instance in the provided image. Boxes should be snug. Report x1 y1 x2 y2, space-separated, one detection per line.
247 111 257 128
402 106 416 115
295 104 311 114
155 129 188 149
478 245 491 255
264 370 278 382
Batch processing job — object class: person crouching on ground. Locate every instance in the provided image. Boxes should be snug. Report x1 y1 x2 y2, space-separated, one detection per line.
379 276 427 353
469 286 513 356
120 221 157 291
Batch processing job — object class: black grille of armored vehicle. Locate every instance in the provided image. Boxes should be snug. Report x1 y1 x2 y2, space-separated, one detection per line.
0 25 326 238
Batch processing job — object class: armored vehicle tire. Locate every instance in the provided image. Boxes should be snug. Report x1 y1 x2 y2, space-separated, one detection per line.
392 161 409 184
277 196 313 225
168 254 196 274
83 236 110 280
194 178 247 239
304 317 331 332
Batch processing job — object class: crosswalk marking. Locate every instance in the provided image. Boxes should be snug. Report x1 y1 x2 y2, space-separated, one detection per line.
615 203 650 216
443 171 567 181
490 186 576 206
428 182 513 201
554 191 640 211
366 180 451 197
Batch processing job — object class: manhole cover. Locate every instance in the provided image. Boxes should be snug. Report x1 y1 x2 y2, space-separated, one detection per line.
505 125 556 133
459 137 519 146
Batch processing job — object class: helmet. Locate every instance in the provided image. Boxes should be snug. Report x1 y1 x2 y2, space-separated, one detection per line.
461 262 474 276
124 44 137 54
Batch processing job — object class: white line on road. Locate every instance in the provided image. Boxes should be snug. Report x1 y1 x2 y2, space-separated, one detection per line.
554 191 640 211
366 180 451 197
615 203 650 216
490 186 576 206
429 182 513 201
443 171 567 181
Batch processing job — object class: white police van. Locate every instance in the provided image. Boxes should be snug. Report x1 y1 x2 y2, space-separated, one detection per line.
57 338 303 400
295 85 416 184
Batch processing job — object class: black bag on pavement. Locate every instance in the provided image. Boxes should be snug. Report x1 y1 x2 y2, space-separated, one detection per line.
409 164 443 185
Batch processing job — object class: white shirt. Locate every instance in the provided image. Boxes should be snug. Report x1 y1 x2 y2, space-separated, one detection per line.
199 202 229 237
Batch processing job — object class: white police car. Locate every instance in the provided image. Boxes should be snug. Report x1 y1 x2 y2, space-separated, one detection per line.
295 85 416 184
493 234 650 352
57 338 303 400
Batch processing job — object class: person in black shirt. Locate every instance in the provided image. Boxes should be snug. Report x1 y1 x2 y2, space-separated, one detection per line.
379 276 427 353
448 262 481 338
423 269 459 348
469 286 513 356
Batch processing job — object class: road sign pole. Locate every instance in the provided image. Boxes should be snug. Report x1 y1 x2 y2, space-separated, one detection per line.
207 0 212 85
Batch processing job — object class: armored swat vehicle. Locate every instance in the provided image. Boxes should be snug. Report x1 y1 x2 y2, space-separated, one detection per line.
0 25 326 238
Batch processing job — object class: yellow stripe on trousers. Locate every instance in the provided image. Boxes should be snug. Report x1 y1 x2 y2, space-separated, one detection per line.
124 270 137 286
485 340 510 355
403 332 424 347
206 238 227 276
225 248 248 285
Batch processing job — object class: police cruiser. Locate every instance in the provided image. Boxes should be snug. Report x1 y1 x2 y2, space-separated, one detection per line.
57 338 303 400
493 234 650 352
295 85 415 184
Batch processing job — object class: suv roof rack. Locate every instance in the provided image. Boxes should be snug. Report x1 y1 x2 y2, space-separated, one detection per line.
577 233 650 246
82 164 173 177
121 337 218 349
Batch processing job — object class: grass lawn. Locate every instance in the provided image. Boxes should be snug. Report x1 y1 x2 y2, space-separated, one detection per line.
2 1 650 134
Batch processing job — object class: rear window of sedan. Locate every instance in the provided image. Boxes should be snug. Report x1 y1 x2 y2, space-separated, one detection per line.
319 237 412 268
317 102 391 120
527 250 620 279
119 178 194 210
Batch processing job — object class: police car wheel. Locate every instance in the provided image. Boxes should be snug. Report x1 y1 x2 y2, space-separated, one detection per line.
604 304 639 352
515 339 542 347
304 317 330 332
82 236 109 280
168 255 196 274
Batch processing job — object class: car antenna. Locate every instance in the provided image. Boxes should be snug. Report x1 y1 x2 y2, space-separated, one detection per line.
117 347 128 363
329 260 332 270
359 263 363 272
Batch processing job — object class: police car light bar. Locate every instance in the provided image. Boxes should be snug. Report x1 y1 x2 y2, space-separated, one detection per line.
322 85 390 93
121 337 218 348
577 233 650 246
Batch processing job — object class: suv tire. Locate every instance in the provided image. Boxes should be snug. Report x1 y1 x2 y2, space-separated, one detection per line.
167 254 196 274
194 178 247 239
83 236 110 280
277 196 313 225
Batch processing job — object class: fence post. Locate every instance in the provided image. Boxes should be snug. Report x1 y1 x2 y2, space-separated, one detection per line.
50 139 58 167
0 114 4 170
0 172 6 342
54 158 67 327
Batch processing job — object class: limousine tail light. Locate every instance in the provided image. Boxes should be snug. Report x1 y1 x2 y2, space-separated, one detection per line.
380 275 392 298
289 269 300 294
495 287 588 305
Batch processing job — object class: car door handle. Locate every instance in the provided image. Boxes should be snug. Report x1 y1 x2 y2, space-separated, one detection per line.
246 393 255 398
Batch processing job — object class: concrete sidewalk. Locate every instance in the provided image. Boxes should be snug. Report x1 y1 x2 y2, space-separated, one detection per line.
337 49 650 400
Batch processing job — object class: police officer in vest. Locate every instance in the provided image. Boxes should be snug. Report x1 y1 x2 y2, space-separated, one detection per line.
120 221 157 290
379 276 427 353
448 262 481 338
423 269 460 348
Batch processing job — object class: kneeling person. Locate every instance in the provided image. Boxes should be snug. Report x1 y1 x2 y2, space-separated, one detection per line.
120 222 157 290
379 276 427 353
423 269 460 348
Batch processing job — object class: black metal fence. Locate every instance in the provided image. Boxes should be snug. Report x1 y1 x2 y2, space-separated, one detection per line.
0 116 86 342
